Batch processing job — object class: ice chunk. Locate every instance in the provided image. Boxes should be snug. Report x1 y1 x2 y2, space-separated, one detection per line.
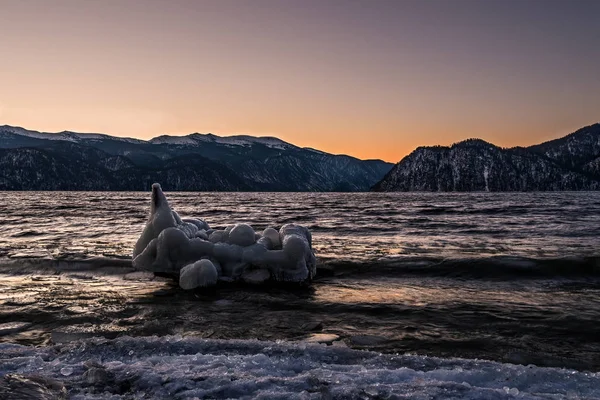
134 227 216 273
179 260 219 289
208 230 228 243
172 210 183 225
182 218 209 231
133 183 176 258
206 258 222 275
213 242 243 262
280 223 312 247
241 269 271 284
83 367 111 386
262 227 281 248
195 230 209 240
176 221 199 238
228 224 256 246
304 333 340 344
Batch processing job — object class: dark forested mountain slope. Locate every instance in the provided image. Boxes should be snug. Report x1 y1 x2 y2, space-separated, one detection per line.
0 147 116 190
0 126 392 191
373 125 600 192
528 124 600 170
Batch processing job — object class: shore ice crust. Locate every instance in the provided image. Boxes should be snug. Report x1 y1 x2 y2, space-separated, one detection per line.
1 335 598 399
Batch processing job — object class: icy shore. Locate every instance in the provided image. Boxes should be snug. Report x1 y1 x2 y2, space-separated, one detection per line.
1 336 598 399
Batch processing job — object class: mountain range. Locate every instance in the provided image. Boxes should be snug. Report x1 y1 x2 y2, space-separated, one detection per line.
2 123 599 192
0 126 392 191
372 124 600 191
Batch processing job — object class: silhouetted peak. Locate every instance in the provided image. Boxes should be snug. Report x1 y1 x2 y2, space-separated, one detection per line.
451 138 496 149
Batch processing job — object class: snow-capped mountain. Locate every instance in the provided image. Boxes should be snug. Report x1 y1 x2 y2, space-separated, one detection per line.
528 124 600 171
150 133 294 150
0 126 392 191
0 125 145 145
372 124 600 192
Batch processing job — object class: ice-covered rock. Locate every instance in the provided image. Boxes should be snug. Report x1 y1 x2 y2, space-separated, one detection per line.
194 230 209 240
208 230 228 243
83 367 112 386
228 224 256 246
182 218 209 231
134 228 215 274
176 221 199 238
172 210 183 225
204 257 222 275
262 227 281 248
241 269 271 284
132 183 317 289
179 260 219 289
133 183 176 258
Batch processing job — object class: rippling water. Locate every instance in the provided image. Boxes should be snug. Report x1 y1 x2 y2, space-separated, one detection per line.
0 191 599 371
1 191 599 261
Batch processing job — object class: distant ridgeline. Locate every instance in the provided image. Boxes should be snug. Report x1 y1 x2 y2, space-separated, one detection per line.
372 124 600 192
0 126 392 191
2 124 599 192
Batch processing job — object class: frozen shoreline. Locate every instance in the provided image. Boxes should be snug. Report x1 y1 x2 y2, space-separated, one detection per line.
1 335 598 399
2 267 600 372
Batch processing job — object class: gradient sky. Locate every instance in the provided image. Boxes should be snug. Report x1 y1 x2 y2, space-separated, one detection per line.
1 0 599 162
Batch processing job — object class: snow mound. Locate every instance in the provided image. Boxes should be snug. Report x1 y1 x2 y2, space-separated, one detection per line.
132 183 316 288
0 336 597 399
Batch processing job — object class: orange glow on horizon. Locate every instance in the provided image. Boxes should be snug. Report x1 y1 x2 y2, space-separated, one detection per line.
1 113 594 164
1 1 599 164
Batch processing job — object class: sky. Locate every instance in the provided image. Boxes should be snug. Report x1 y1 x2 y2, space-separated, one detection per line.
1 0 599 162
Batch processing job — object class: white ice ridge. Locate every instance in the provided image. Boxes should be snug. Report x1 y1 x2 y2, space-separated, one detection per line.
1 336 598 399
132 183 316 289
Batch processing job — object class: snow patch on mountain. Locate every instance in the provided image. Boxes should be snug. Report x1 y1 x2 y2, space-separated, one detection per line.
0 125 144 144
151 133 297 150
148 135 198 145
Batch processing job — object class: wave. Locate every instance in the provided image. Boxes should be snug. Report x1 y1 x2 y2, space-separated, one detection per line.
0 256 134 276
9 230 44 238
1 254 599 281
319 255 600 280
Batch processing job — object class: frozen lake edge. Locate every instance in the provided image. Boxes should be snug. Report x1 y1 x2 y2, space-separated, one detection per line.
1 335 598 399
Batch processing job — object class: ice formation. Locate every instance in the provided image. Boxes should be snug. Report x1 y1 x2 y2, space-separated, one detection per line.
1 336 599 399
132 183 316 289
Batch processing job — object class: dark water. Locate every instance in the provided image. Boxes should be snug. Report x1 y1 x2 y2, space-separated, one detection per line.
2 191 600 261
0 191 599 371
